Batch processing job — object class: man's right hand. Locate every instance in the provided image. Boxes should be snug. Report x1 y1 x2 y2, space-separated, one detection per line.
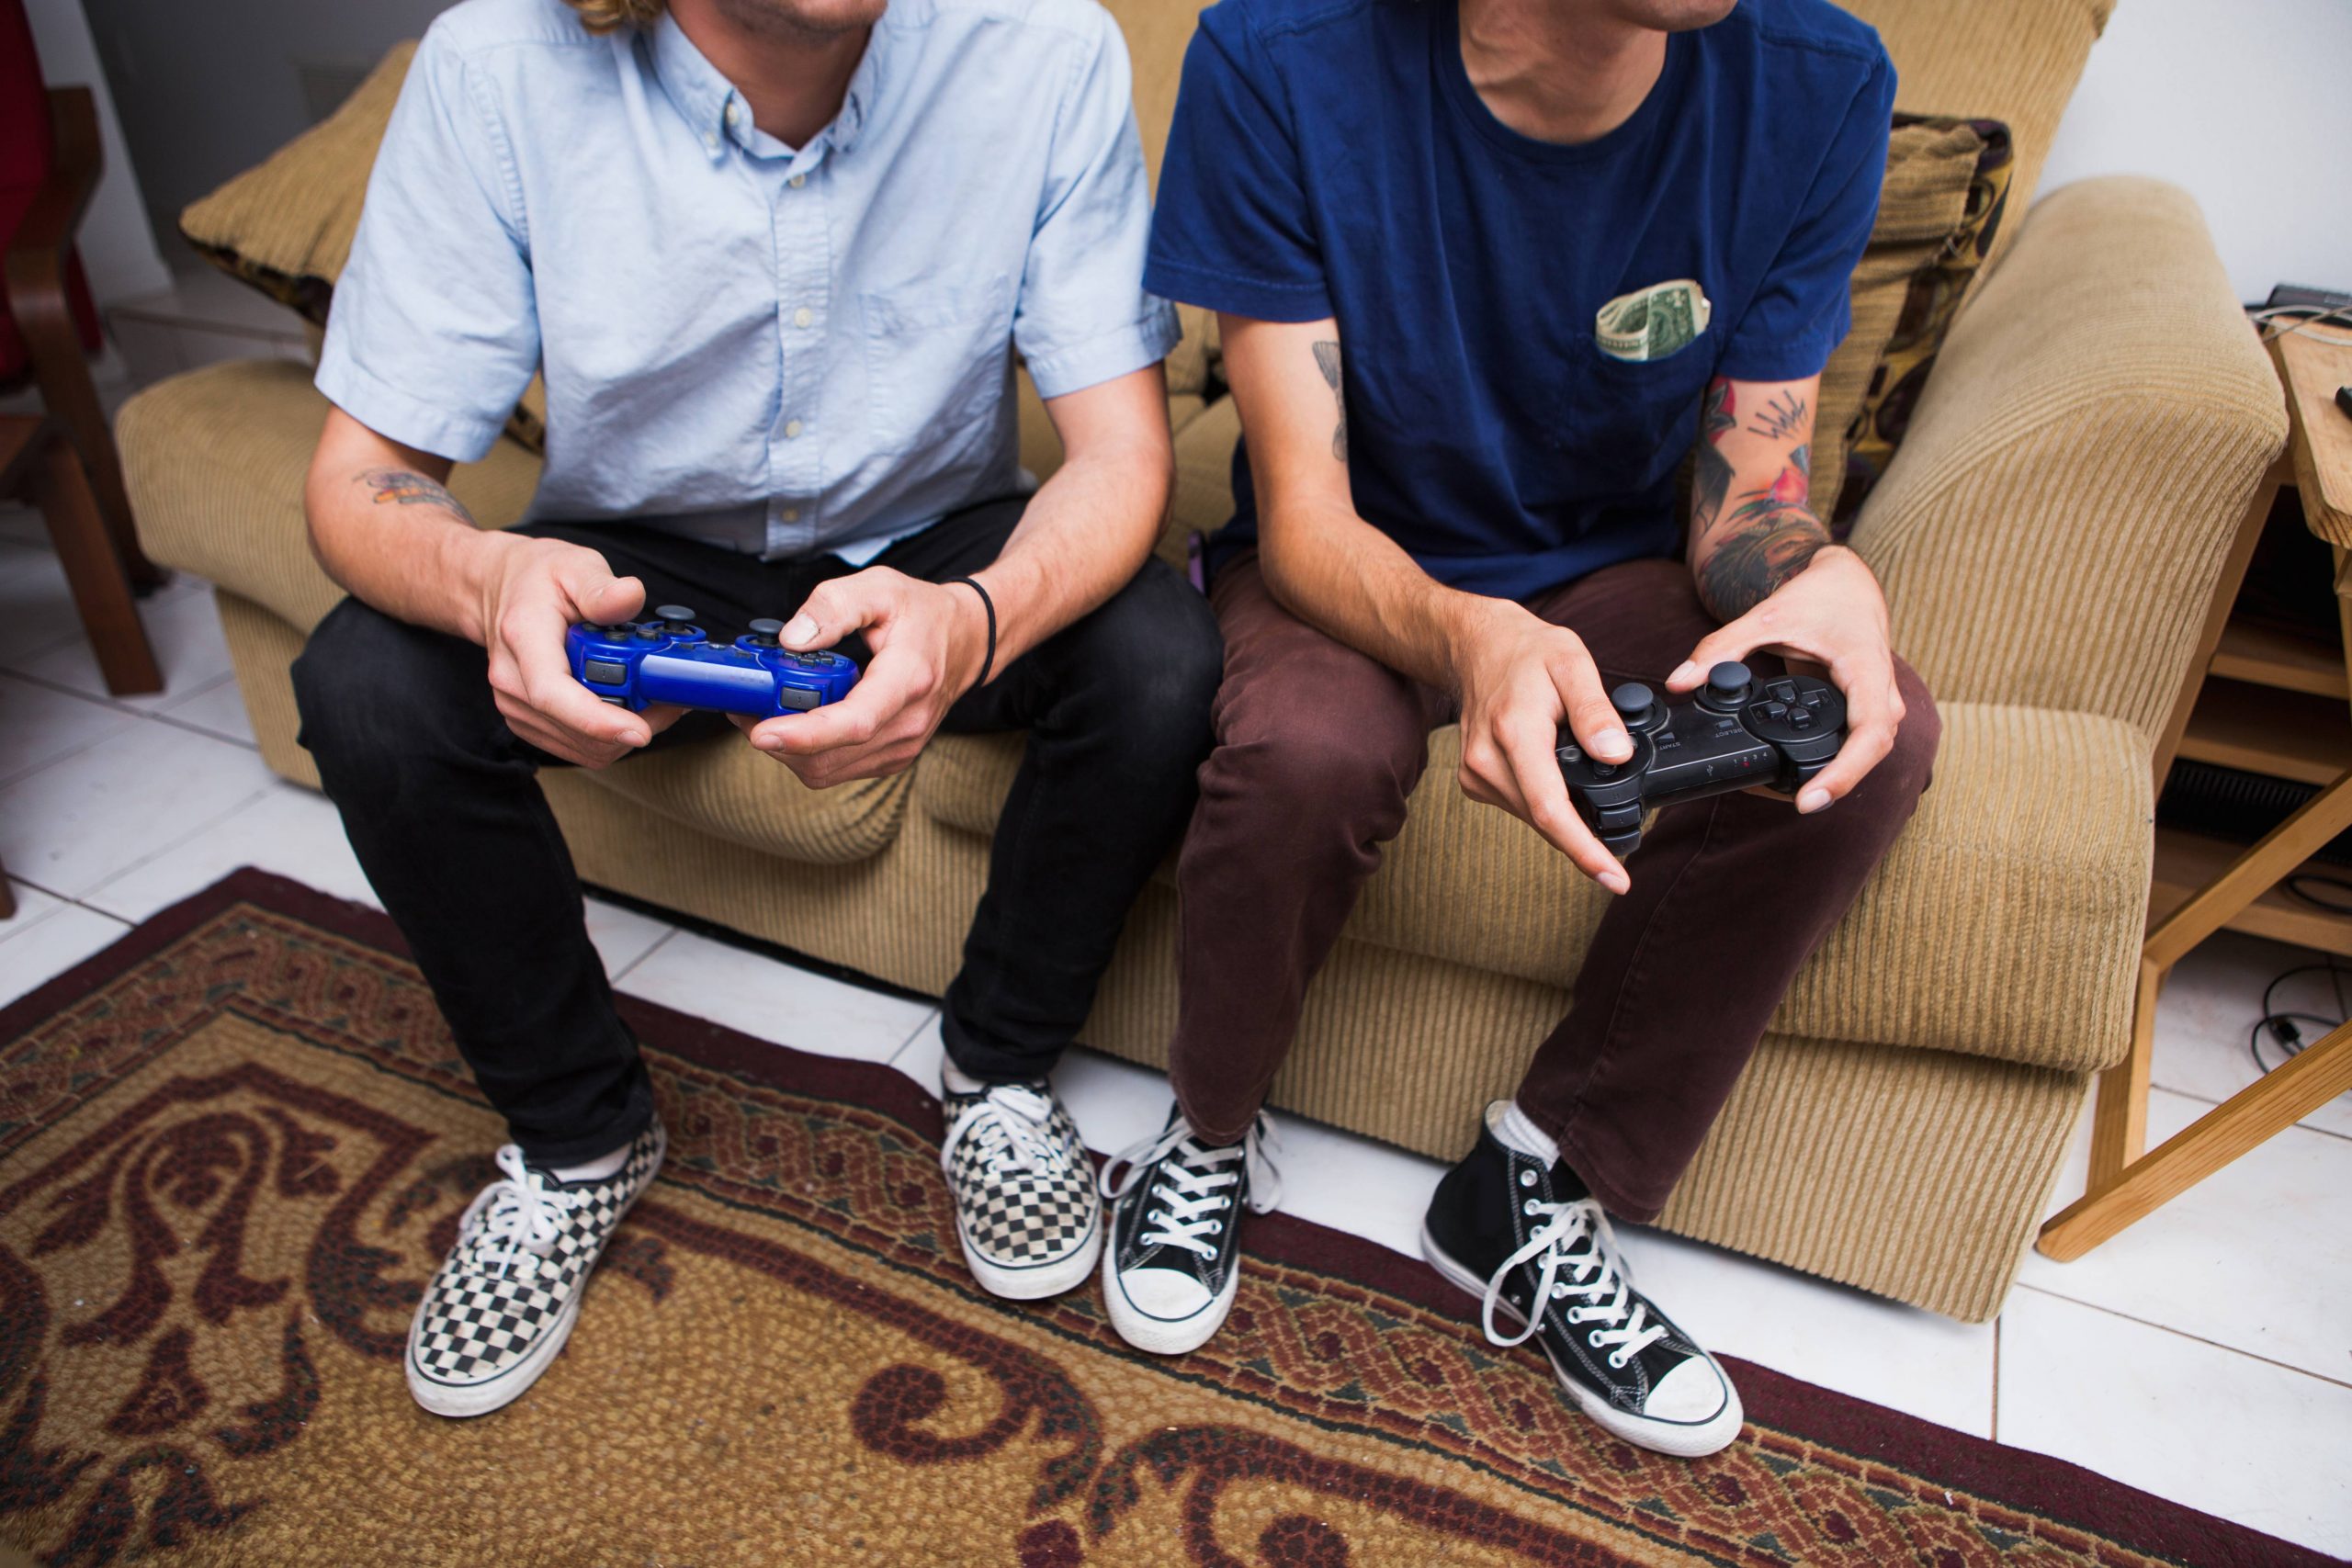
473 534 669 767
1448 599 1634 895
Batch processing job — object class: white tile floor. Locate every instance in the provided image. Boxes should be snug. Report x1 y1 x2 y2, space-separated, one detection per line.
2 312 2347 1557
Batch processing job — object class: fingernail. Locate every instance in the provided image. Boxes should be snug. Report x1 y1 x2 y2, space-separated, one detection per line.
1602 870 1630 895
1668 662 1698 686
783 615 817 645
1594 728 1629 759
1798 787 1830 814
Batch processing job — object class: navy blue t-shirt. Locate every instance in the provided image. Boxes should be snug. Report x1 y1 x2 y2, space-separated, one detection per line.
1146 0 1894 601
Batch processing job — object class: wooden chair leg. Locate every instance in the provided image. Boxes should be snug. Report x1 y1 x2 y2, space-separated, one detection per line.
2039 1021 2352 1259
33 428 162 695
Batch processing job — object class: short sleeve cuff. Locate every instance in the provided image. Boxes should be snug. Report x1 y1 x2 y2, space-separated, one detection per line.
1143 254 1332 325
1023 303 1184 400
1716 302 1852 386
314 338 509 464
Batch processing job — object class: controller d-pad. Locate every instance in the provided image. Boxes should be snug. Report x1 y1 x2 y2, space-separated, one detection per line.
1768 680 1797 703
1789 709 1815 728
1763 701 1788 719
1803 690 1826 708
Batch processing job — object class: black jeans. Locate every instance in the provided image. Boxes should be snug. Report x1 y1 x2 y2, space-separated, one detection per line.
292 498 1222 1165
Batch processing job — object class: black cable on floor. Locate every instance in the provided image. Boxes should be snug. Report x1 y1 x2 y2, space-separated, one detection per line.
2250 959 2352 1075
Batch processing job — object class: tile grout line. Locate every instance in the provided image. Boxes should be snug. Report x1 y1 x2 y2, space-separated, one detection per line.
2011 1281 2352 1393
607 929 679 986
71 784 281 919
883 1009 944 1069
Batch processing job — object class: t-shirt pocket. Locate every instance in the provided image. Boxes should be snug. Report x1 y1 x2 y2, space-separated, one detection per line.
1559 336 1714 497
861 274 1014 456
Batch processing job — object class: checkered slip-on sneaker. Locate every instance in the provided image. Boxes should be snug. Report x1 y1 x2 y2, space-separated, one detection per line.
404 1118 666 1418
938 1076 1101 1301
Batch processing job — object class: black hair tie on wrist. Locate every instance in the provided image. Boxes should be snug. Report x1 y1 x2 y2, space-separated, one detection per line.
946 575 997 689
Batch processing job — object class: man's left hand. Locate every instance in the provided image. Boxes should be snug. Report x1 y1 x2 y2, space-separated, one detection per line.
1663 544 1905 815
734 567 990 788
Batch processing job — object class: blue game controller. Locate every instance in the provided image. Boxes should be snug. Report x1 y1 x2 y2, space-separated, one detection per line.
565 604 859 720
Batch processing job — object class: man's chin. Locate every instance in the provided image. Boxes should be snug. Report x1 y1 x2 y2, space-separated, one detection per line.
718 0 889 38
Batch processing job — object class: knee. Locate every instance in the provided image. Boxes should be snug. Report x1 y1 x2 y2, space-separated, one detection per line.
1207 694 1420 842
1057 560 1224 761
292 600 482 787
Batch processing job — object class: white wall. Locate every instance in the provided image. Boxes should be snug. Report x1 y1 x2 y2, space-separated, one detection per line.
2040 0 2352 304
22 0 170 307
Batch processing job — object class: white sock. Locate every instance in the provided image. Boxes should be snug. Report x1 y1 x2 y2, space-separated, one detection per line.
941 1057 986 1096
1489 1100 1560 1168
548 1143 630 1183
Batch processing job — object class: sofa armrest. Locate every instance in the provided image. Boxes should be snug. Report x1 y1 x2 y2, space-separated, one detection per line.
119 358 541 634
1848 176 2288 742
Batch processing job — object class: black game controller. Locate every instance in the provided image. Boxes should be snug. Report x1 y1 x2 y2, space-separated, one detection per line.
1556 660 1846 857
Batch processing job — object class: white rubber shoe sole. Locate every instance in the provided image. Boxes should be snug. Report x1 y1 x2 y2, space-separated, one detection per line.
1420 1221 1744 1460
958 1206 1102 1302
1102 1247 1241 1356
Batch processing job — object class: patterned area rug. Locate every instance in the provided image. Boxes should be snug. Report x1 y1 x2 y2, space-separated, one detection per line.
0 871 2329 1567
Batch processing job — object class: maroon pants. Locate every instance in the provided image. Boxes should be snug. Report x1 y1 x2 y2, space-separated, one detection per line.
1170 552 1940 1222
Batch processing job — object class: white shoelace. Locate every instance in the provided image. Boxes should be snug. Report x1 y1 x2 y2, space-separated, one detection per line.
1101 1113 1283 1260
940 1082 1078 1184
469 1145 585 1277
1482 1196 1668 1370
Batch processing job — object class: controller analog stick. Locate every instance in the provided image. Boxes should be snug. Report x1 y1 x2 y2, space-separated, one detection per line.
1703 660 1752 711
655 604 698 626
1610 682 1654 728
746 616 786 648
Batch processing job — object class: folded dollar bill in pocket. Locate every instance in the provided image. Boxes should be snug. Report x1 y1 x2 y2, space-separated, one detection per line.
1596 279 1712 362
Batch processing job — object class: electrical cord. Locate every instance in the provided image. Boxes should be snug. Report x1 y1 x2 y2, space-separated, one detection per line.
2248 302 2352 347
2249 958 2351 1074
2283 873 2352 916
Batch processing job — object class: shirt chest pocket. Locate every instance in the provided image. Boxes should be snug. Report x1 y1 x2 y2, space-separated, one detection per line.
861 275 1015 457
1557 337 1715 497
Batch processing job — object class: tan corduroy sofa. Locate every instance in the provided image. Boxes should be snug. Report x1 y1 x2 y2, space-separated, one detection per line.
119 0 2285 1321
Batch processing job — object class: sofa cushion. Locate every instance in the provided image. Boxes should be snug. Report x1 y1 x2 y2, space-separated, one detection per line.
1842 0 2110 272
915 701 2148 1072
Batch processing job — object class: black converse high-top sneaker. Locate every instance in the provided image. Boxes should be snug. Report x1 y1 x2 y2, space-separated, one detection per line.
939 1075 1102 1300
1101 1104 1282 1355
1421 1103 1742 1458
405 1118 667 1418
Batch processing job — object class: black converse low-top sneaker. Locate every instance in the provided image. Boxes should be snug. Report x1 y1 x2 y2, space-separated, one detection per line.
1101 1105 1282 1356
1420 1105 1742 1458
939 1076 1102 1300
405 1118 666 1418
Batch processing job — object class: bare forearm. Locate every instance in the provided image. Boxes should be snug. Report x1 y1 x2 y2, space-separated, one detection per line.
1257 499 1503 694
966 434 1168 670
304 414 509 644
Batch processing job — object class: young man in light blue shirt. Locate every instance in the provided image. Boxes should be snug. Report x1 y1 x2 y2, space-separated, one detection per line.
291 0 1220 1417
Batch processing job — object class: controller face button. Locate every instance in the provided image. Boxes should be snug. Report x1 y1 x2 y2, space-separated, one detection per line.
582 659 628 686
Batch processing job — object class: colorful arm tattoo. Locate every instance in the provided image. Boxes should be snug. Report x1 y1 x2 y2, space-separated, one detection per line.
1312 340 1346 464
1691 378 1829 620
359 468 479 526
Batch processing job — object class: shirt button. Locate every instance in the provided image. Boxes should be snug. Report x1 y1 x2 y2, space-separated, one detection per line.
724 102 741 126
792 307 813 329
780 506 800 523
789 173 807 188
705 132 718 151
785 419 804 439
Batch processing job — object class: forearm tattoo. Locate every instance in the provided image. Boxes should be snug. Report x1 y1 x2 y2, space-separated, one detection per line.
1746 390 1808 443
359 468 478 526
1312 340 1347 463
1692 380 1829 620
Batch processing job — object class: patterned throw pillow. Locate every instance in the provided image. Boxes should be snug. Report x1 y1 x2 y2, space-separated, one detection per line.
1832 115 2016 532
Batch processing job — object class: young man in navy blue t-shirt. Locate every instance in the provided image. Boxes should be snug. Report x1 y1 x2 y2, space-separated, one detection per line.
1091 0 1941 1455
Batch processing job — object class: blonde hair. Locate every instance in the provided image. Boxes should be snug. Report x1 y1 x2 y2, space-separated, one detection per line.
563 0 666 33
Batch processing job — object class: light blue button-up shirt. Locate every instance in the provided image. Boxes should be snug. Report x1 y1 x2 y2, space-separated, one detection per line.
318 0 1179 563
